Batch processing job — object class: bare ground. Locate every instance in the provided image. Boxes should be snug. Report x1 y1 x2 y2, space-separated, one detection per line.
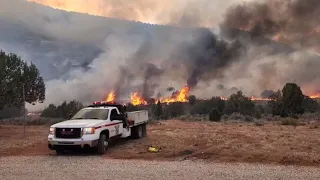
0 120 319 166
2 156 320 180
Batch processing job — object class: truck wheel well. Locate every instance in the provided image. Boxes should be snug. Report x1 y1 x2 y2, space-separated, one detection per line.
100 130 109 139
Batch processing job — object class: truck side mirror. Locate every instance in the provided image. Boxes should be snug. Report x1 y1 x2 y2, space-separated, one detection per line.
68 114 73 120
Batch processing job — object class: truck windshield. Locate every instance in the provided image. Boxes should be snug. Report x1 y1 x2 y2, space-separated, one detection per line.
70 109 109 120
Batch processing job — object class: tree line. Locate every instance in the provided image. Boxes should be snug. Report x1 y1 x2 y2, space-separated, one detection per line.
143 83 319 121
41 83 320 122
0 50 45 119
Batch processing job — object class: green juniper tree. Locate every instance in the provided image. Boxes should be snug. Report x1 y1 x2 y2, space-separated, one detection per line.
0 50 45 117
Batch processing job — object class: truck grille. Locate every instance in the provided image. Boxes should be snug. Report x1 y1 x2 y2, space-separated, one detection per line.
55 128 82 139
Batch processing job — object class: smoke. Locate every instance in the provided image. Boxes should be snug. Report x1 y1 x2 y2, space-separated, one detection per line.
0 0 320 112
109 28 244 101
222 0 320 53
168 28 244 88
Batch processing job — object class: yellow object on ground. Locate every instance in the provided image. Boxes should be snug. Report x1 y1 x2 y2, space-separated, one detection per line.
148 146 161 152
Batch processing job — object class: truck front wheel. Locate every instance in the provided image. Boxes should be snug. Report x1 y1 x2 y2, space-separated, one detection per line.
55 147 65 155
96 134 108 154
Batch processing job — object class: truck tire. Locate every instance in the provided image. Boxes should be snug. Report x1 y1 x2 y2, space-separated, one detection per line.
131 125 143 139
96 134 108 155
55 148 65 155
141 123 147 137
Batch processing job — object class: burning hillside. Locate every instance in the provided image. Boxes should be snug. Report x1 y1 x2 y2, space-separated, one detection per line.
104 85 319 106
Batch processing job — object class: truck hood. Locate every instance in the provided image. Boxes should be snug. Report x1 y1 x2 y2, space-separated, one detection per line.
51 119 104 128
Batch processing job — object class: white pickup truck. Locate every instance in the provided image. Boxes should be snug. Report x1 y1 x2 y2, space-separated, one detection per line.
48 101 148 155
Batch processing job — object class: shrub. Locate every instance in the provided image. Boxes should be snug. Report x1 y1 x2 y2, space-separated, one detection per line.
254 108 262 119
255 104 265 114
244 115 254 122
190 97 225 115
209 108 221 122
152 101 163 119
303 96 319 113
281 83 304 116
280 118 299 126
254 120 264 126
224 91 255 115
228 112 244 120
179 114 206 121
269 83 305 118
188 95 197 105
0 105 25 119
221 114 229 120
164 102 185 118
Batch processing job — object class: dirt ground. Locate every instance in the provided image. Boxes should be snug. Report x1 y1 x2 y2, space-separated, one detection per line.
0 120 320 166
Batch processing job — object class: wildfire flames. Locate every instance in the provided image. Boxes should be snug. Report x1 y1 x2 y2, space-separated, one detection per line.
157 86 190 104
104 86 190 106
130 92 148 106
104 86 319 106
105 91 116 104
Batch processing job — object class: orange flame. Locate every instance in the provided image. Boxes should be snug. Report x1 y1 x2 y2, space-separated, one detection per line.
130 92 147 106
158 86 190 104
105 91 116 103
310 93 320 99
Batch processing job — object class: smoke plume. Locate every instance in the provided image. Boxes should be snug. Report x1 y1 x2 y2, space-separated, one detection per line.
222 0 320 53
0 0 319 112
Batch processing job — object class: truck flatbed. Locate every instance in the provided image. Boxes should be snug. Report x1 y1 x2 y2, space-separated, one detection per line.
127 110 148 127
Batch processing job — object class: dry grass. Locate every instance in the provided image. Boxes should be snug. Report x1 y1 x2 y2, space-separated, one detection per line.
0 120 320 166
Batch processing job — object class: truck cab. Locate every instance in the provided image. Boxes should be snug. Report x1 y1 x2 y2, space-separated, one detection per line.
47 101 148 155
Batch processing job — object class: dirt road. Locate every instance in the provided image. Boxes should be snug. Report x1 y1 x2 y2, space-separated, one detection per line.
1 156 319 180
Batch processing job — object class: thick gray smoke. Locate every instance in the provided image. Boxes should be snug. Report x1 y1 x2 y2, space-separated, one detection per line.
0 0 319 112
113 28 244 101
222 0 320 53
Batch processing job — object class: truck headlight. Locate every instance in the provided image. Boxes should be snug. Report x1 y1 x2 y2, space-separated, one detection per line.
83 127 95 134
49 127 55 135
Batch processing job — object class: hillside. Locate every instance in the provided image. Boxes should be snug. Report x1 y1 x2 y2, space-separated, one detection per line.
0 0 194 81
1 0 319 83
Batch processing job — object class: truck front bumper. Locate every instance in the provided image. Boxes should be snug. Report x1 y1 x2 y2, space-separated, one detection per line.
48 135 99 150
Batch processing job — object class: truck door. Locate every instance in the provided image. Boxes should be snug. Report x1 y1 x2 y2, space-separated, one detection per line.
110 109 122 136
